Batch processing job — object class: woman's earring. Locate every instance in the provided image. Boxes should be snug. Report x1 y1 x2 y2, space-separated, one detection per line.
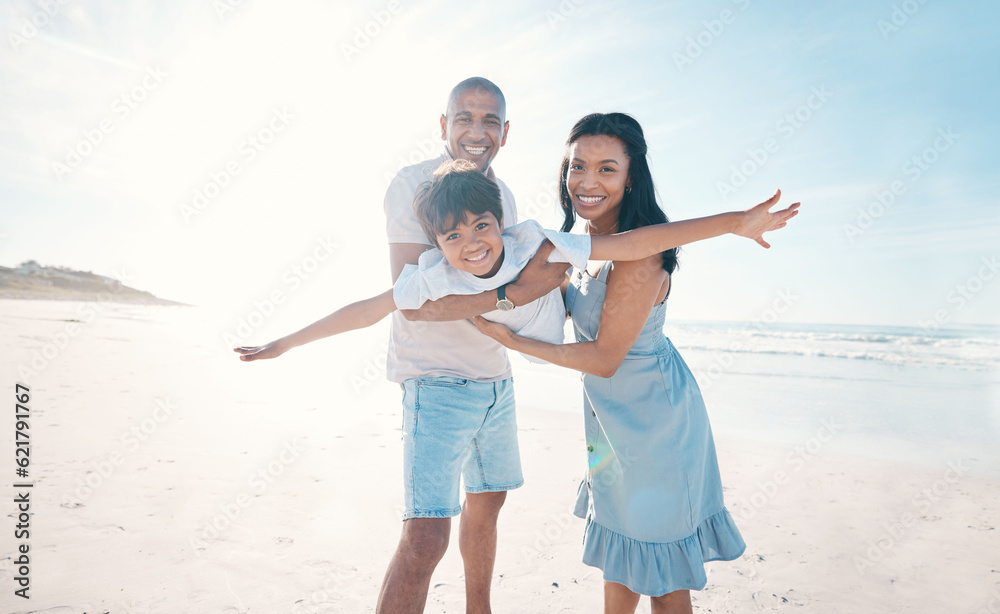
625 184 632 194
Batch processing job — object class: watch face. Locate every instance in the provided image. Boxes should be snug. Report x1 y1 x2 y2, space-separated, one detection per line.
497 299 515 312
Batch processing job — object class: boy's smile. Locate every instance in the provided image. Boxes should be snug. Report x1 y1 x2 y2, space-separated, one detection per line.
436 212 505 278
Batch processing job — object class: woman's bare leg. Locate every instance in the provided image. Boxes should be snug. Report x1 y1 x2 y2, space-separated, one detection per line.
650 589 692 614
604 581 641 614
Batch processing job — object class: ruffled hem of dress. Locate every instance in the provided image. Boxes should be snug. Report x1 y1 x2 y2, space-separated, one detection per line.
581 507 746 597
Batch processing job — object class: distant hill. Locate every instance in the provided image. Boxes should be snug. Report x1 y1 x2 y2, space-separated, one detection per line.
0 261 183 305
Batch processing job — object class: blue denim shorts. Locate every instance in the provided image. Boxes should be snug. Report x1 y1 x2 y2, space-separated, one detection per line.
400 376 523 520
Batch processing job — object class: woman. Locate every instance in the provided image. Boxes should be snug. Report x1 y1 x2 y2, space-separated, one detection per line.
475 113 797 613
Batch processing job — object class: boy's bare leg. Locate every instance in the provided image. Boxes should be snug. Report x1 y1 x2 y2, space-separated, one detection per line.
460 491 507 614
376 517 451 614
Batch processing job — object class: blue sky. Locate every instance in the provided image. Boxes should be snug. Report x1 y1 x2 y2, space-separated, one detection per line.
1 0 998 329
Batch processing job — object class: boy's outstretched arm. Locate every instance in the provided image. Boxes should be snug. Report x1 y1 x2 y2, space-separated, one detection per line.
589 189 801 260
234 289 395 361
393 242 569 322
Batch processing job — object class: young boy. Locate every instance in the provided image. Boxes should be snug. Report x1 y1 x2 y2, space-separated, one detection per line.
234 159 794 363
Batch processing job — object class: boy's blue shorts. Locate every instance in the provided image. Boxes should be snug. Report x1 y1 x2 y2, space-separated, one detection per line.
400 376 523 519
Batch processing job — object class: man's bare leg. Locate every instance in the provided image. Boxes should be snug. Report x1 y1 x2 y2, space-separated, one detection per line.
459 491 507 614
376 517 451 614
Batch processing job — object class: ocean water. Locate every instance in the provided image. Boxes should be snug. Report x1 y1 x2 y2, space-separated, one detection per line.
667 320 1000 373
7 300 994 477
513 320 1000 476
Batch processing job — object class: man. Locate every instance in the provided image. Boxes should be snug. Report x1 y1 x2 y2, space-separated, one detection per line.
377 77 567 614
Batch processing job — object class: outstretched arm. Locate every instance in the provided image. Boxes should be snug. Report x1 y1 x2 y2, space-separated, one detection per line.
589 189 800 261
475 256 668 377
395 241 569 322
234 289 395 361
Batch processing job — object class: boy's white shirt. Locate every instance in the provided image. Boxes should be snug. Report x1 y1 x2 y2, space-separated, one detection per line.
393 220 591 363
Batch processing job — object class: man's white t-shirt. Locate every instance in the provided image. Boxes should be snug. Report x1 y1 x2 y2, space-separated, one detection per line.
393 220 591 363
384 153 518 383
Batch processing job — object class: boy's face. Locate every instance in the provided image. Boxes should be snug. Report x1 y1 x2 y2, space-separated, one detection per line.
435 211 505 278
440 88 509 172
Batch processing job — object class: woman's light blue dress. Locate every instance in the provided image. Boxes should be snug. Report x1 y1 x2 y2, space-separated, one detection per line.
567 261 746 596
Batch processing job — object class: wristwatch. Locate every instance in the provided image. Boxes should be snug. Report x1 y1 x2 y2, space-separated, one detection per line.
496 284 515 311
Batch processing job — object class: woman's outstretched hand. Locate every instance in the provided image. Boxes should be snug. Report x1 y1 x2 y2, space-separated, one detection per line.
473 316 516 347
233 339 289 362
734 189 801 248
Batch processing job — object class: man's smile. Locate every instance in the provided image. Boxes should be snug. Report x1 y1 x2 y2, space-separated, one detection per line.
462 144 488 156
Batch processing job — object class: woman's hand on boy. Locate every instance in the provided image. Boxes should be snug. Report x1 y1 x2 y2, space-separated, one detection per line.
472 316 517 347
233 339 290 362
507 240 569 306
734 189 801 249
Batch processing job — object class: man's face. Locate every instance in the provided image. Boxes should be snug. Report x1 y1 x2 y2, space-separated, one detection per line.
440 88 509 172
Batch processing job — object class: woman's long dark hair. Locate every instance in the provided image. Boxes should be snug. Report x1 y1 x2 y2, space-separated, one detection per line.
559 113 677 274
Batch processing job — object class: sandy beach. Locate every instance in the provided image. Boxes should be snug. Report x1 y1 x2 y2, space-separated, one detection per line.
2 298 999 613
4 0 1000 612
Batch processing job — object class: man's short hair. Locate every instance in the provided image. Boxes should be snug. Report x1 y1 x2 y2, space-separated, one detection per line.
415 159 503 245
446 77 507 121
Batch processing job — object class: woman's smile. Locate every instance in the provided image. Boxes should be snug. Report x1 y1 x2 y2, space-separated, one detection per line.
566 134 630 232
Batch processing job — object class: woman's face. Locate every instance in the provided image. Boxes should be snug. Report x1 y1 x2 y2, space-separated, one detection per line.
565 134 630 232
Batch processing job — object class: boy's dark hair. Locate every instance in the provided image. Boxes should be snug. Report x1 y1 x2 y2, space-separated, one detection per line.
415 159 503 246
